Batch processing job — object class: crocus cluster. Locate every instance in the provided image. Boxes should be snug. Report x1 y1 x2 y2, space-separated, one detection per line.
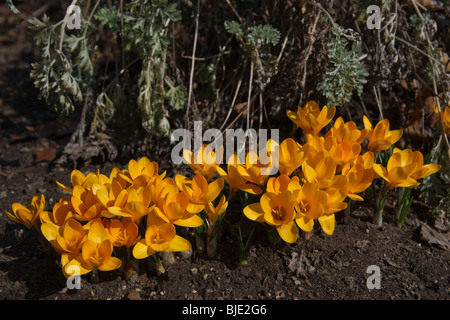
5 156 226 278
4 100 442 277
236 100 440 240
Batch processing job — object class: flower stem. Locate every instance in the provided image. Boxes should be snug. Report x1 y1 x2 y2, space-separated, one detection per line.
395 187 413 228
372 208 384 227
373 186 390 228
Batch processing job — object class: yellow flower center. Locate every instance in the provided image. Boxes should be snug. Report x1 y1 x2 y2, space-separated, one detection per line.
66 239 80 251
298 200 309 214
271 206 286 222
151 233 164 245
90 252 103 266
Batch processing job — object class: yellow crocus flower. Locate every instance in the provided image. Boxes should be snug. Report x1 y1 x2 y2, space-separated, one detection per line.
175 174 224 209
286 101 336 136
150 188 204 227
341 152 375 201
302 150 348 190
204 194 228 224
106 186 153 222
41 218 86 255
294 182 329 234
71 185 104 221
238 151 275 187
104 218 140 248
57 169 111 193
269 138 309 176
216 154 263 196
63 219 122 277
184 144 222 181
363 116 403 152
324 117 367 167
373 148 441 188
91 181 128 218
244 190 298 243
117 157 166 188
265 174 301 195
5 194 48 230
40 197 74 226
132 222 191 259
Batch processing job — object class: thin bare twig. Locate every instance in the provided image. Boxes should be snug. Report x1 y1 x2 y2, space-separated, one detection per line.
247 61 254 130
373 86 384 120
58 0 78 52
186 0 201 129
225 0 243 23
219 75 243 132
394 36 442 66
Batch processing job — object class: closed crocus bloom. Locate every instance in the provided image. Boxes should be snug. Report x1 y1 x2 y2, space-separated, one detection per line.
363 116 403 152
5 194 48 230
151 189 204 227
216 154 263 195
341 152 375 201
184 144 222 182
302 150 348 190
104 218 140 248
132 222 191 259
265 174 301 195
287 101 336 136
121 157 166 188
107 186 153 222
244 191 298 243
57 169 111 193
175 174 224 208
71 185 105 221
272 138 309 176
92 181 128 218
324 117 367 167
239 151 275 187
40 197 74 226
204 194 228 224
373 148 441 188
294 182 329 234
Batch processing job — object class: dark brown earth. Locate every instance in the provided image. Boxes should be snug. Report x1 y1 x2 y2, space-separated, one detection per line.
0 2 449 302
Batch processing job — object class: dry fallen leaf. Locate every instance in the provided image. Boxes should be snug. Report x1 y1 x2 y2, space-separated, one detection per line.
417 223 450 250
35 147 57 162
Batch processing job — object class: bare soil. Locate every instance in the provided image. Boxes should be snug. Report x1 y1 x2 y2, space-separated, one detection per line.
0 2 449 301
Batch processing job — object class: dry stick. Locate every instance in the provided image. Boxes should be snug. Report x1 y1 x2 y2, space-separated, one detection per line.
186 0 200 130
219 75 243 132
298 10 320 106
276 29 290 64
394 36 442 66
58 0 79 52
222 94 258 140
359 96 372 122
119 0 131 93
259 93 263 130
247 61 254 131
225 0 243 23
373 86 384 120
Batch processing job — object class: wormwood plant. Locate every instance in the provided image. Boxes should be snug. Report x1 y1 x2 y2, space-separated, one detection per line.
317 26 369 106
21 0 186 159
224 21 281 92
